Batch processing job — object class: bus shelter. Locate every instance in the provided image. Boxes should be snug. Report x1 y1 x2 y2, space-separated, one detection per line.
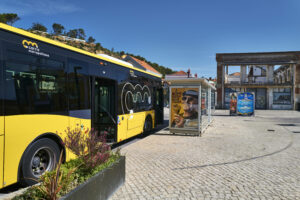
168 78 216 136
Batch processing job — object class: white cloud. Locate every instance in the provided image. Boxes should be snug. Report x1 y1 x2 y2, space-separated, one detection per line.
0 0 81 16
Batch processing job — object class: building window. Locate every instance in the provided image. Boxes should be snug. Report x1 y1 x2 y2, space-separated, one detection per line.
273 88 291 105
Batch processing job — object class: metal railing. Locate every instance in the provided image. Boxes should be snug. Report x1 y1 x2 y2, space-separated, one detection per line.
225 81 292 86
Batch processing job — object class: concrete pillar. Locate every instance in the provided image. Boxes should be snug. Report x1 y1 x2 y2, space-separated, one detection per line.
216 63 224 108
240 65 247 83
268 88 273 109
293 64 300 110
287 64 291 82
240 65 242 83
226 65 228 75
267 65 274 83
208 87 211 123
198 85 202 132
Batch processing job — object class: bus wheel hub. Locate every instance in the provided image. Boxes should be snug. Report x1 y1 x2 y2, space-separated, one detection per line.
32 157 40 167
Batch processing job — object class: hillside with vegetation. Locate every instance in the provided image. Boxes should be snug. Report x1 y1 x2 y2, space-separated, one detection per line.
0 13 175 77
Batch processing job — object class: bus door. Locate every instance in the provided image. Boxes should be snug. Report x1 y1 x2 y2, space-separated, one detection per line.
0 41 4 188
92 77 117 143
154 88 164 125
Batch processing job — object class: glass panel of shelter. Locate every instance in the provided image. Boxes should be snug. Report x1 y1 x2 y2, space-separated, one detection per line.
201 87 209 129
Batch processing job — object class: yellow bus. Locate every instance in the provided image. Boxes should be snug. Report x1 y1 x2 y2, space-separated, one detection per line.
0 23 164 188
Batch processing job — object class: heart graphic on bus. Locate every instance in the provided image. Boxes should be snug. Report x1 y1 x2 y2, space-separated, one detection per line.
121 82 152 114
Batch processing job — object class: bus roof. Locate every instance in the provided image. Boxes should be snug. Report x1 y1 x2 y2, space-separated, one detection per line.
0 23 161 78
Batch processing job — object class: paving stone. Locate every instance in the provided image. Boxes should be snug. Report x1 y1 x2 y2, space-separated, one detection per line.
110 109 300 200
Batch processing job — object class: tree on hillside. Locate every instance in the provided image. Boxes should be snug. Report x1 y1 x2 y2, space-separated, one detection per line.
67 29 78 38
30 23 47 32
67 28 86 40
0 13 20 25
78 28 86 40
87 36 95 43
94 42 102 53
52 23 65 35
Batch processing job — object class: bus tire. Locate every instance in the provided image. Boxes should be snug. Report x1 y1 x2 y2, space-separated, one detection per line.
20 138 60 186
143 116 152 135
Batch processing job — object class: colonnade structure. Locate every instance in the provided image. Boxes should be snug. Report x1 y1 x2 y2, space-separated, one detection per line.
216 51 300 110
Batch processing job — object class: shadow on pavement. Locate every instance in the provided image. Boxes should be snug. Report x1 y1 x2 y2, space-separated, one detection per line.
0 183 23 194
173 141 293 170
277 124 296 126
212 114 231 117
154 132 199 137
112 120 169 149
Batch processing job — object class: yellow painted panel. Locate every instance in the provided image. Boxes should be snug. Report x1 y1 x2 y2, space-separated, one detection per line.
117 110 155 141
66 117 91 160
0 116 3 187
151 111 155 128
117 114 128 142
0 116 3 136
0 135 3 188
4 114 69 187
128 112 145 130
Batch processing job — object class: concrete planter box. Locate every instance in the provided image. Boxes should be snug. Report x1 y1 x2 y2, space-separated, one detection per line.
60 156 125 200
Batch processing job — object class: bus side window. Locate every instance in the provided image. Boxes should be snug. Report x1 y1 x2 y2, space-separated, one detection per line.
4 50 67 115
67 60 90 111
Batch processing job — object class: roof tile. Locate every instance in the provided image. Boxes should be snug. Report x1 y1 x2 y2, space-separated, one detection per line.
130 56 161 75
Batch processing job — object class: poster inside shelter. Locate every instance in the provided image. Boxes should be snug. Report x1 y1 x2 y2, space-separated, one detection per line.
171 88 199 129
237 92 254 116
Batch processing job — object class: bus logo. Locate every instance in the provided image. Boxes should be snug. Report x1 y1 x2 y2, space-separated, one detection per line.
121 82 152 114
21 39 50 57
22 40 38 49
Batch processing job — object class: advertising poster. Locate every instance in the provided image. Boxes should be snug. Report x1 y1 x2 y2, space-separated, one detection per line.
237 92 254 116
171 88 199 129
229 93 237 115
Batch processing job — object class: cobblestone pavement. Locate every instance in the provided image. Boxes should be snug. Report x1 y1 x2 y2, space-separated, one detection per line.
111 109 300 200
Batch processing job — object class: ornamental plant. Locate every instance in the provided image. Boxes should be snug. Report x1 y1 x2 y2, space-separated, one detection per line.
61 126 111 170
14 127 117 200
36 152 77 200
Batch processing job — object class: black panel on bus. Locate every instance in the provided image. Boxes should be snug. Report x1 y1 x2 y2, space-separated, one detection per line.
0 29 162 118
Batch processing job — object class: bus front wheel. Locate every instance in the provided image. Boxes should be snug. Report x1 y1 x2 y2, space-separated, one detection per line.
20 138 60 186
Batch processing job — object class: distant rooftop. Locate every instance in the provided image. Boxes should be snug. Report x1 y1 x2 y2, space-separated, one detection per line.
169 71 188 76
122 55 162 77
130 56 161 75
229 72 240 76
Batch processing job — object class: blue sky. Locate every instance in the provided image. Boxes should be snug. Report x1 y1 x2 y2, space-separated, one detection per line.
1 0 300 77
